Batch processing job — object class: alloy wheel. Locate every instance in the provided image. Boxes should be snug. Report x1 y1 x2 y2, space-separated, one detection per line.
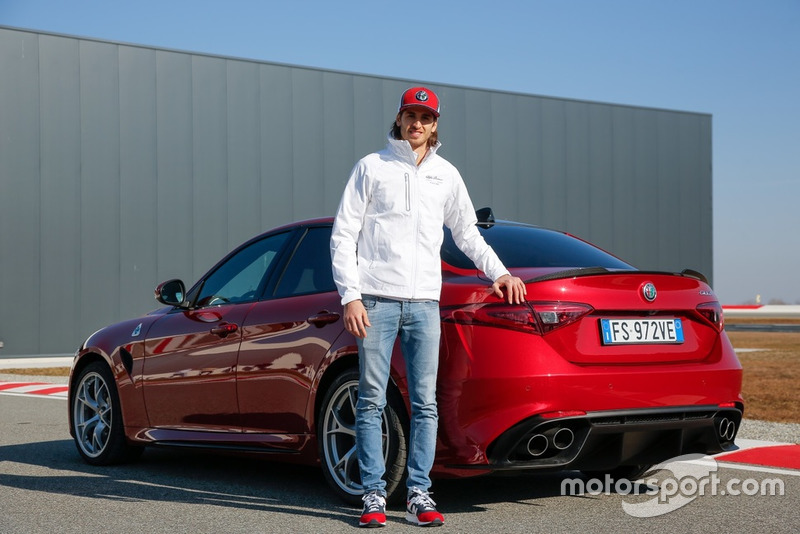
321 378 389 497
73 371 113 458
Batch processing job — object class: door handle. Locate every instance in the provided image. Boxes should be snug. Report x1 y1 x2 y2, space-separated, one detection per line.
308 312 340 327
210 323 238 337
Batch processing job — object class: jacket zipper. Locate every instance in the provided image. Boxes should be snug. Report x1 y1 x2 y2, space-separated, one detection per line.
409 169 419 296
404 173 411 211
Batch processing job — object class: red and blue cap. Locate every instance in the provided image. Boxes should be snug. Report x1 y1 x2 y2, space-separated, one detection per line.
398 86 440 117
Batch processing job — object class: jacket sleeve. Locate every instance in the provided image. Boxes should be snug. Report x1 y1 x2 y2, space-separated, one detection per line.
331 161 369 305
443 171 510 282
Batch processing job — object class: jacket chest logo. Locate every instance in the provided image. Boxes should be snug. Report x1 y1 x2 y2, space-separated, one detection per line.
424 175 443 185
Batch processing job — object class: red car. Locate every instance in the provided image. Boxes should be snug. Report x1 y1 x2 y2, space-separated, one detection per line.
68 212 743 504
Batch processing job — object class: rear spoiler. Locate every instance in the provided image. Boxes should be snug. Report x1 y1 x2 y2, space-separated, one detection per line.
528 267 709 285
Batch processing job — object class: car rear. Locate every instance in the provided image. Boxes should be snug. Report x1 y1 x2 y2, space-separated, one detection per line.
434 220 743 476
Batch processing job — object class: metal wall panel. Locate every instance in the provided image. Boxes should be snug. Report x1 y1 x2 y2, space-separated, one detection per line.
587 104 615 249
677 113 707 271
463 90 494 205
631 108 660 266
79 40 120 339
191 54 228 277
436 87 467 181
611 106 636 258
564 101 591 238
698 117 713 271
541 99 568 230
514 96 542 225
490 93 519 218
352 76 388 171
656 112 683 271
292 68 325 219
227 60 262 248
39 34 82 354
119 46 159 319
0 29 41 353
322 72 356 211
0 26 713 355
259 63 294 230
156 51 194 284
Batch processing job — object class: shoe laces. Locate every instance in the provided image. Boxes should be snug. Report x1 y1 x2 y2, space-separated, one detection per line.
362 491 386 513
408 488 437 510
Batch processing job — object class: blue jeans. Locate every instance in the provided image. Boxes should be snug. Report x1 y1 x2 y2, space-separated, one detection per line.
355 295 440 496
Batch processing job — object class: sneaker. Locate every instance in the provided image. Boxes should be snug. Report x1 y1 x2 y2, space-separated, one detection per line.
406 487 444 527
359 491 387 528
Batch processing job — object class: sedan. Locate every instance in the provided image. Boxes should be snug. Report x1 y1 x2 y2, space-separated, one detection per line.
68 210 743 504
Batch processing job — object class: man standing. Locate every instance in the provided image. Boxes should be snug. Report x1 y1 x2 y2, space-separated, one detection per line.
330 86 526 527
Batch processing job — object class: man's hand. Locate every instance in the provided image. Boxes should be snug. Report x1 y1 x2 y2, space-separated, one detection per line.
491 274 527 304
344 299 371 338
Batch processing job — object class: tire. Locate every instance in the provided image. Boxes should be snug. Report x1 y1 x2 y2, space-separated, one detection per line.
317 368 408 506
71 361 143 465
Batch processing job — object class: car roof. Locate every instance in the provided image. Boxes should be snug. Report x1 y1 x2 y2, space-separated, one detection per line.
266 216 335 234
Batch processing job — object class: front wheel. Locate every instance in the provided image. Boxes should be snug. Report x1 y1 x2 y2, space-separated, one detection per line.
317 368 408 505
71 361 143 465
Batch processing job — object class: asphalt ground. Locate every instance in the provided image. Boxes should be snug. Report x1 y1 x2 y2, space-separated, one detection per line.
1 373 799 533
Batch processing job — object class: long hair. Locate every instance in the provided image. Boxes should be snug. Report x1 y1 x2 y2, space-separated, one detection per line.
390 113 439 148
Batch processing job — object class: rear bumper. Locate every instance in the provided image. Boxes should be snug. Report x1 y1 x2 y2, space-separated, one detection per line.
447 405 743 472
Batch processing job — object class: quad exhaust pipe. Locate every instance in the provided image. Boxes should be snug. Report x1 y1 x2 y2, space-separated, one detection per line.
523 415 737 461
526 434 549 457
526 427 575 457
718 417 736 441
552 428 575 450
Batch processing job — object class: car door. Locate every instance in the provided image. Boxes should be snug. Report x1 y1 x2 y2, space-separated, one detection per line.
237 225 344 436
142 230 292 432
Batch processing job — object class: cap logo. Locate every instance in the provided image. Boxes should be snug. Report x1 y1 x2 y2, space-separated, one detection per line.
642 282 657 302
399 87 440 116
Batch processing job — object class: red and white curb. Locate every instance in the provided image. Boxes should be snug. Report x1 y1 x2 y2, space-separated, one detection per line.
723 304 800 316
713 438 800 474
0 356 73 370
0 381 69 399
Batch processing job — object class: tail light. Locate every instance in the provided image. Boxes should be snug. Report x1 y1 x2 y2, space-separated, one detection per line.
442 301 593 335
696 301 724 331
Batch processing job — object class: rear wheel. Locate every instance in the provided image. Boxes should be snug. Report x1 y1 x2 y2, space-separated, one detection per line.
318 368 408 505
71 361 143 465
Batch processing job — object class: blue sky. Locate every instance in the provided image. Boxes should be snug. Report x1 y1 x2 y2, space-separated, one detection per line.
2 0 798 304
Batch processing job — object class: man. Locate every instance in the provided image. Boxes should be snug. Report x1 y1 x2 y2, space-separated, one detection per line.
330 86 526 528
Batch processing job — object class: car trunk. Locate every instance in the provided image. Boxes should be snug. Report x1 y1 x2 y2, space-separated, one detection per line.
517 269 723 365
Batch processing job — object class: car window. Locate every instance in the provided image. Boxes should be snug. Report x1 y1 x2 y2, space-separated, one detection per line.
441 224 634 270
274 226 337 298
196 231 291 307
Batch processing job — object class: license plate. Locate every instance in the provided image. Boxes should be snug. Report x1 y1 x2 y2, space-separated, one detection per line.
600 318 684 345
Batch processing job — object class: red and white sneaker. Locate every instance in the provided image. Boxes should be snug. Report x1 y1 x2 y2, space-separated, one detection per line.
406 487 444 527
359 491 387 528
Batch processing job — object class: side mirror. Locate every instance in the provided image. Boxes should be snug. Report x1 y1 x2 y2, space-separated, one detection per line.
155 279 186 307
476 207 495 229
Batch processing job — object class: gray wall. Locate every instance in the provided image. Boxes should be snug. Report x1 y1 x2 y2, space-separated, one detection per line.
0 26 712 356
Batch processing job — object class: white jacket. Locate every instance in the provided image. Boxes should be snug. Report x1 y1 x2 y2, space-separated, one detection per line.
330 135 509 305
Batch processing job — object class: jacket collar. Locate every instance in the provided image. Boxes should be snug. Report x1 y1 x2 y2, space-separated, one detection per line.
386 132 442 166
